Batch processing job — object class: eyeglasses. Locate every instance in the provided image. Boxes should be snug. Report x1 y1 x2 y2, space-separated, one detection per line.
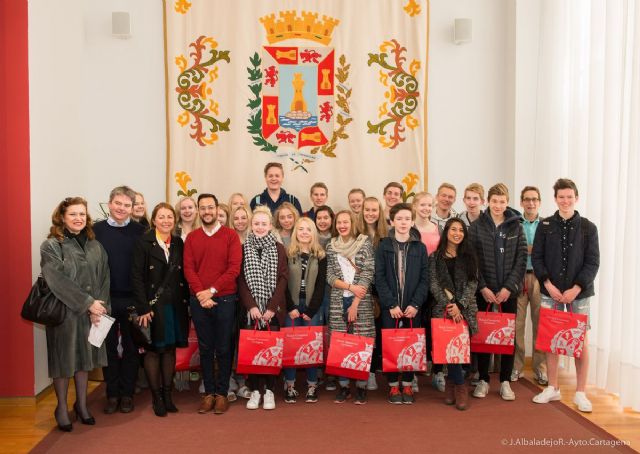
522 198 540 203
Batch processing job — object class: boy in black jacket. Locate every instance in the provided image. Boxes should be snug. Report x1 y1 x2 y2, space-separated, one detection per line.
532 178 599 413
469 183 527 401
375 203 429 404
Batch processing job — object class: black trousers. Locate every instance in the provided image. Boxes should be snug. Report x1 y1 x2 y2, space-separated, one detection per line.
103 296 139 398
476 296 517 383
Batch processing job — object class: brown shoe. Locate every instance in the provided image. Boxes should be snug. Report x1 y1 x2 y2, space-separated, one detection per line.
444 380 455 405
198 394 215 414
213 394 229 415
455 384 469 411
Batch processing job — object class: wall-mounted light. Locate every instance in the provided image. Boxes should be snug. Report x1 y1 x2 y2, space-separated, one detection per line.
112 12 131 39
453 18 472 45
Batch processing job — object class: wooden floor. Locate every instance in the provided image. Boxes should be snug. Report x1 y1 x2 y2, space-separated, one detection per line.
1 366 638 454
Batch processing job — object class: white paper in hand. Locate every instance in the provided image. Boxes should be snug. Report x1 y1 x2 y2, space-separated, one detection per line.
88 314 115 348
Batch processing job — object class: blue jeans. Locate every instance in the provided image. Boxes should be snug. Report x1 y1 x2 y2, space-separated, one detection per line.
284 298 321 385
447 364 465 385
190 294 237 395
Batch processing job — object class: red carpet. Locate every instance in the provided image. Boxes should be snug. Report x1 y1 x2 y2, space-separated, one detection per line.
31 375 636 454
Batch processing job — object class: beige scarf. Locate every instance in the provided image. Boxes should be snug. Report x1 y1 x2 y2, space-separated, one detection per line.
330 234 369 260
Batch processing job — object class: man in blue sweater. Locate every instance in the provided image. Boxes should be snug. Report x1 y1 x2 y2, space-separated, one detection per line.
94 186 146 414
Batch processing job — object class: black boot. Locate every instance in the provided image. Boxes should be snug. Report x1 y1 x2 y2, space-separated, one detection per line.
151 389 167 417
162 386 178 413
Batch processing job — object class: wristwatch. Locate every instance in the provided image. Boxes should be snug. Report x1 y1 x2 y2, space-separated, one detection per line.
210 287 217 295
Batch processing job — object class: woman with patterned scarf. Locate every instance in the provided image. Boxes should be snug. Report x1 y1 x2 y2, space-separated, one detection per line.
326 210 376 405
238 206 288 410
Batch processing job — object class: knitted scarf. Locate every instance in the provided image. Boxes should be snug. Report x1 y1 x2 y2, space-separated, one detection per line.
243 231 278 326
329 234 369 260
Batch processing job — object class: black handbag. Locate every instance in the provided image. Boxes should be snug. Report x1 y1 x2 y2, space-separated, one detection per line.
128 306 152 349
21 243 67 326
21 276 67 326
128 252 178 349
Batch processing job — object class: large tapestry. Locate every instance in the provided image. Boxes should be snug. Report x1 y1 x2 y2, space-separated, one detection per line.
165 0 429 208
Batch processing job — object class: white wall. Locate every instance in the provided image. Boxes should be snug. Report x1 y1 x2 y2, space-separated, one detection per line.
29 0 166 393
428 0 512 210
28 0 516 392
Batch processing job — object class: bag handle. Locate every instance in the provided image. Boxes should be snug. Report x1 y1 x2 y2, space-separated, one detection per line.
552 301 574 313
395 319 414 329
484 302 503 314
253 319 272 331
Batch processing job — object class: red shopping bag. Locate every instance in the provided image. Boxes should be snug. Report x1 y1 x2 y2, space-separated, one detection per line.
535 305 587 359
175 321 200 371
431 316 470 364
382 320 427 373
471 305 516 355
236 322 284 375
322 326 330 364
281 325 324 368
325 328 374 381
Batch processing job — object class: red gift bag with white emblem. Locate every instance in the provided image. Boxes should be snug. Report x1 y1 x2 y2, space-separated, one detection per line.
175 321 200 371
471 305 516 355
325 328 374 381
382 320 427 373
431 316 470 364
236 322 284 375
535 305 587 359
281 325 324 368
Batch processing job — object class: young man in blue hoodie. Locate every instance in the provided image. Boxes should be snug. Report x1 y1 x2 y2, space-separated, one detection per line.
375 203 430 404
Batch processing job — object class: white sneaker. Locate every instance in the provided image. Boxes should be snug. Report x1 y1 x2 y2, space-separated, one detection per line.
412 376 419 393
366 373 378 391
573 392 592 412
499 381 516 401
432 372 445 393
198 380 205 394
263 390 276 410
473 380 489 398
246 390 261 410
227 391 237 402
510 369 523 382
532 386 561 404
237 385 251 399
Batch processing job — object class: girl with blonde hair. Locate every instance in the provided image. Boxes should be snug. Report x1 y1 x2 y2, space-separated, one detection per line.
357 197 388 250
283 217 327 403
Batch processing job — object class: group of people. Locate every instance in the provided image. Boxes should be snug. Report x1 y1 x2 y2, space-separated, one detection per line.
41 161 600 432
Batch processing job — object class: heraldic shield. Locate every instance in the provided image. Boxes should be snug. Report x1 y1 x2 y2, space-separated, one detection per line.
261 46 334 149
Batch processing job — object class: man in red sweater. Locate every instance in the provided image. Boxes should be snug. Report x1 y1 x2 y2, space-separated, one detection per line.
184 193 242 415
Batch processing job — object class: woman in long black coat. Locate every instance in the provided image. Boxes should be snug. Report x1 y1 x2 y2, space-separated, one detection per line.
131 202 189 416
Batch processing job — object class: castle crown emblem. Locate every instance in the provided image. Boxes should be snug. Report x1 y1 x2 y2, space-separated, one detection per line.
260 11 339 45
